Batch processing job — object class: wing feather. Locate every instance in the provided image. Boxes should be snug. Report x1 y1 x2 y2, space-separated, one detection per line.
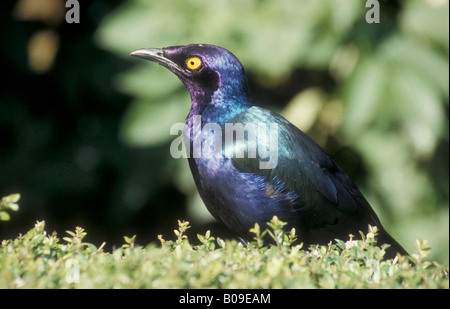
228 107 360 228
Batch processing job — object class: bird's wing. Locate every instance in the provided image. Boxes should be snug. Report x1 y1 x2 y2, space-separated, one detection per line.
227 106 365 228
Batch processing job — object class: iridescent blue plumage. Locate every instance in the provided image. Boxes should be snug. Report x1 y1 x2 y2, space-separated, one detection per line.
131 44 407 258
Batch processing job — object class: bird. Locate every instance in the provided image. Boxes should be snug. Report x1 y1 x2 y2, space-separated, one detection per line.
130 44 407 259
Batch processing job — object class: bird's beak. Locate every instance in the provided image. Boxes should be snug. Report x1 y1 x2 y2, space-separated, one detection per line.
130 48 183 74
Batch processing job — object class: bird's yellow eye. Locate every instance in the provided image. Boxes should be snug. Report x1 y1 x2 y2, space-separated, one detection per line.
186 57 202 71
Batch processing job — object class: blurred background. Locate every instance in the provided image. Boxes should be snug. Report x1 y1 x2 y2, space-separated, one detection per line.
0 0 448 262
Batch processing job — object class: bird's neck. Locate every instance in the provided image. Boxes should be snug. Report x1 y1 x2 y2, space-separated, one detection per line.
187 80 252 125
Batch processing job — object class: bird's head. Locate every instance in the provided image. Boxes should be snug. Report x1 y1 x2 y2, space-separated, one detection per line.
131 44 251 116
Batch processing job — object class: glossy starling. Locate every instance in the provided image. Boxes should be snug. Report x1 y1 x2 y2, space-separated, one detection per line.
131 44 407 258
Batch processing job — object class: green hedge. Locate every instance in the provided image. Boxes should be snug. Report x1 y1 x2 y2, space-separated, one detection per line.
0 196 448 288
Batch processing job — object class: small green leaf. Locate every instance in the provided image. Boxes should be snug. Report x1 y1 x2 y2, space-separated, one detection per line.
0 194 20 221
65 231 76 237
217 237 225 248
0 211 10 221
124 235 136 244
250 223 260 236
197 234 205 243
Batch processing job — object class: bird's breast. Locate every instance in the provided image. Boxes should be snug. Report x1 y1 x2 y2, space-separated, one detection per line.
188 154 299 238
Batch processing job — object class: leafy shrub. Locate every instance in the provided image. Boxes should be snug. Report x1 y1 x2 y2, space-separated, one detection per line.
1 215 447 288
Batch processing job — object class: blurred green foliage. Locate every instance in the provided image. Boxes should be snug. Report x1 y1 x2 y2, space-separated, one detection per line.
0 0 447 265
96 0 448 261
0 0 189 252
0 194 20 221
